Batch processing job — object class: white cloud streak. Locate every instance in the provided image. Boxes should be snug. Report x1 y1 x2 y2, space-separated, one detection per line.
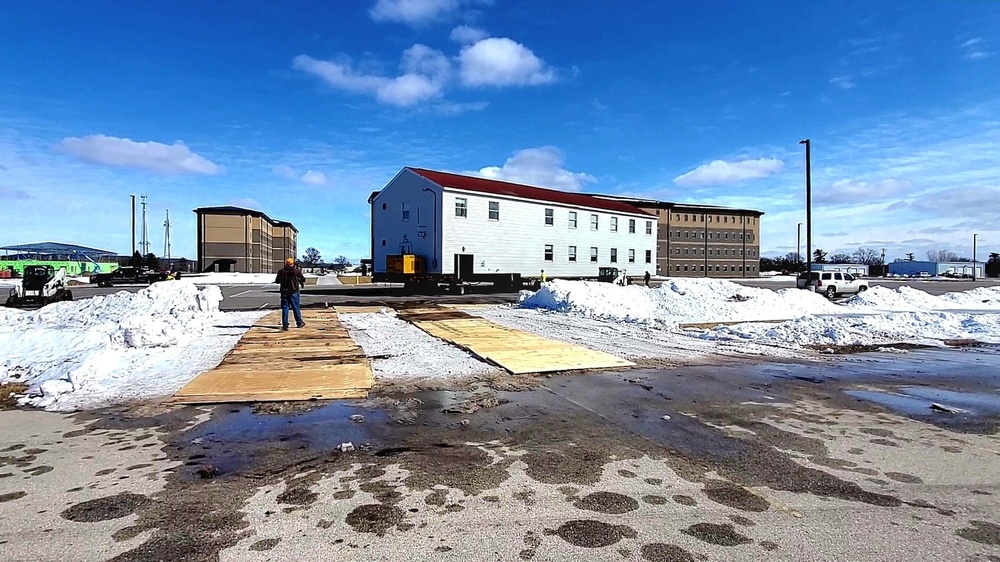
300 170 328 186
57 135 221 175
466 147 596 192
458 37 556 87
674 158 784 187
369 0 460 25
450 25 488 44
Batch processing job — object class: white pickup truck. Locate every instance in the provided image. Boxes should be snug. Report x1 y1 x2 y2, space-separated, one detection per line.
797 271 869 299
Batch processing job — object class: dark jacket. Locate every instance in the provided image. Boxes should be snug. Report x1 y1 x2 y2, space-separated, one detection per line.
275 265 306 294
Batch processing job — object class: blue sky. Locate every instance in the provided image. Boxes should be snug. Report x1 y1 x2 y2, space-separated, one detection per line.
2 0 998 263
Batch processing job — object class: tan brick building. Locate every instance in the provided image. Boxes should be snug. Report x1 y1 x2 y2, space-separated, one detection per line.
194 206 298 273
592 197 763 277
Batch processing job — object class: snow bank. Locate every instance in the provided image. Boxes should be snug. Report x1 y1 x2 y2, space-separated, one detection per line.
518 278 841 325
845 285 1000 312
184 272 279 285
701 312 1000 348
0 281 261 410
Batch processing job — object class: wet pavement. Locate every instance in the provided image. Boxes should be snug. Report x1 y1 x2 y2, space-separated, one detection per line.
1 348 999 561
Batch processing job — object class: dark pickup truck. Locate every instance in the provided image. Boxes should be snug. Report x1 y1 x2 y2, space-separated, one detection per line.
92 267 168 287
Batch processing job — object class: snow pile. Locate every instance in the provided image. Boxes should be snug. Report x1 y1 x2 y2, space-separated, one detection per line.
702 312 1000 348
185 272 279 285
518 278 841 325
0 281 260 410
845 285 1000 311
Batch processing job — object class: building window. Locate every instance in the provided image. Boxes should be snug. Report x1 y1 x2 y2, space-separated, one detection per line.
684 265 689 272
716 249 720 256
724 249 728 256
701 215 705 222
591 214 599 230
628 219 635 234
675 214 680 221
646 221 652 235
489 201 500 220
684 248 689 255
382 203 387 210
645 250 651 263
684 214 689 221
568 246 577 262
611 217 618 232
455 198 467 217
402 202 410 221
590 247 598 262
543 208 554 226
628 249 635 263
381 240 386 246
675 265 680 271
611 248 618 263
724 233 729 240
700 265 704 272
685 232 689 239
569 211 577 228
723 265 728 272
675 248 680 255
544 244 553 261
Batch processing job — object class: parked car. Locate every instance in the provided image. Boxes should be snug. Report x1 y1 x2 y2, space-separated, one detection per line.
92 266 168 288
797 271 869 299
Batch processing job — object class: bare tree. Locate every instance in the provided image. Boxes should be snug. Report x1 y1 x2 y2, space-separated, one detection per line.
813 249 828 263
927 249 960 262
828 253 853 264
302 247 322 266
853 247 883 266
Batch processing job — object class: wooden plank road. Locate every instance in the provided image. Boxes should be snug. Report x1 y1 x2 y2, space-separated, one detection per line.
171 309 373 404
397 308 633 375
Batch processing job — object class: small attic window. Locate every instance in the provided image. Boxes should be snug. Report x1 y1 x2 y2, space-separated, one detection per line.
382 203 387 210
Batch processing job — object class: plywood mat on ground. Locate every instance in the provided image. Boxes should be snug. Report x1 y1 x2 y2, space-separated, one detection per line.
398 308 633 375
172 310 373 404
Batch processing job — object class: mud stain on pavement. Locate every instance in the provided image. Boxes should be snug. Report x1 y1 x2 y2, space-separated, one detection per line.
23 465 53 477
869 438 901 447
640 543 696 562
0 491 27 503
703 480 769 512
573 491 639 514
681 522 753 546
673 495 697 506
760 540 779 551
859 428 897 438
956 520 1000 545
728 514 755 527
61 493 151 522
519 530 541 560
345 504 406 536
547 519 637 548
642 495 668 505
885 472 923 484
249 538 281 551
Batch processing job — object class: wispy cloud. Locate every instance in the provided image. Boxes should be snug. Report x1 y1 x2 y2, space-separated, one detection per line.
814 178 912 205
273 164 330 186
57 135 222 175
300 170 328 186
464 146 596 192
450 25 488 44
674 158 784 187
960 37 995 60
830 75 855 90
369 0 460 25
0 186 32 200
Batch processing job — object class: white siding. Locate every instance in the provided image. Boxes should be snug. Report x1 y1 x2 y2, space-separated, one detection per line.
371 169 443 274
441 189 657 277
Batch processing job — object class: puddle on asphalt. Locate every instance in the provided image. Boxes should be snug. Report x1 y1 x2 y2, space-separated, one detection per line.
848 386 1000 417
177 402 382 476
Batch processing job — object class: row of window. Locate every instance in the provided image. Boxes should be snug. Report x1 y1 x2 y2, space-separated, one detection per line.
669 248 758 257
673 264 757 273
543 245 652 264
671 230 756 242
670 213 757 225
456 197 654 234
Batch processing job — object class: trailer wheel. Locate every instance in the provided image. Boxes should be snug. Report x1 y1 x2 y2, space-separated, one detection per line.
4 297 16 307
64 290 74 302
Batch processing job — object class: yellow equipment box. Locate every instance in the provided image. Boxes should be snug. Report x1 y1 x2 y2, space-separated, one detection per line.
386 254 425 275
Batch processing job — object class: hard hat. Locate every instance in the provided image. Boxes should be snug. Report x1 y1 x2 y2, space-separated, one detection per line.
285 257 295 265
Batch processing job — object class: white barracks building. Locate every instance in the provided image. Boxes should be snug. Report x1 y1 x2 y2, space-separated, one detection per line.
369 168 658 279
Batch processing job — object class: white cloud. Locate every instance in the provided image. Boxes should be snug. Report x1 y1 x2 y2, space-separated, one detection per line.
966 51 995 60
57 135 221 175
674 158 784 187
272 164 297 179
830 75 855 90
815 178 912 204
300 170 328 186
459 37 556 87
960 37 995 60
962 37 983 47
369 0 459 25
450 25 488 44
466 147 596 192
0 186 32 200
293 45 449 107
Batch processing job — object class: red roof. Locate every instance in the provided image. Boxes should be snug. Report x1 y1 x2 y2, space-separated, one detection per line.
408 167 654 216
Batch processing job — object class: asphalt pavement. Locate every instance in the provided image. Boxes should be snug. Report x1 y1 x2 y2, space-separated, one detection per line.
2 347 999 561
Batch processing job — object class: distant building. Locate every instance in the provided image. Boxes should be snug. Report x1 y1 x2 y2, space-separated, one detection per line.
888 261 983 278
0 242 119 276
811 263 870 276
194 206 298 273
590 196 764 278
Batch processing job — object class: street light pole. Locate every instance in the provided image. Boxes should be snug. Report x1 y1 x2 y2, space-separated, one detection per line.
796 222 802 265
799 139 812 284
973 233 978 281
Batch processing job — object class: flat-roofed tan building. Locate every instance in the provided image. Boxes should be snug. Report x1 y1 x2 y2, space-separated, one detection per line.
194 206 298 273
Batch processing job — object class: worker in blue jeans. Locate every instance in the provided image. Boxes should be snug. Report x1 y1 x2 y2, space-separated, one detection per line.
275 257 306 331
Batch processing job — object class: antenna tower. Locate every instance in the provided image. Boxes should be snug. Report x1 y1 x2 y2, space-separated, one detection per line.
140 195 149 255
163 210 172 261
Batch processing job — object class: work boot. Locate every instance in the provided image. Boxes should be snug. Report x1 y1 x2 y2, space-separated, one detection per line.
296 322 306 329
281 326 289 332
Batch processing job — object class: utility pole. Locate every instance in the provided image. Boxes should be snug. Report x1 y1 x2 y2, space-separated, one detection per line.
131 195 136 255
973 233 978 281
799 139 813 284
140 195 149 256
163 210 172 262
